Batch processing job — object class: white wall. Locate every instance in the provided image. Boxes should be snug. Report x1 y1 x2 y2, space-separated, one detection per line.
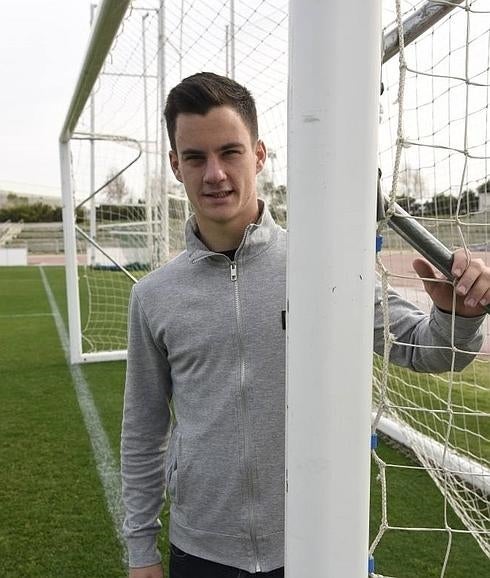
0 247 27 266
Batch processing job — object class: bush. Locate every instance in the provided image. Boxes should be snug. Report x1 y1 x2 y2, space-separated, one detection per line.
0 202 60 223
0 203 85 223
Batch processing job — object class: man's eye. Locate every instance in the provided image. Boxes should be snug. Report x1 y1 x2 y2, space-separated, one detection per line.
184 155 204 162
224 149 240 156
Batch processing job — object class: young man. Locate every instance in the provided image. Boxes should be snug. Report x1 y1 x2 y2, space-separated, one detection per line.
121 72 489 578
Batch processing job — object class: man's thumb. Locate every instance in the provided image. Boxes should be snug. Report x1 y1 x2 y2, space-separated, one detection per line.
413 258 436 280
413 258 438 296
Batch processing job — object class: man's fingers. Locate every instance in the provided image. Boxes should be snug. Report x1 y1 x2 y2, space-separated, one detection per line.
449 249 489 312
455 259 489 308
451 247 471 279
480 287 490 308
455 264 482 298
461 278 489 308
413 249 489 316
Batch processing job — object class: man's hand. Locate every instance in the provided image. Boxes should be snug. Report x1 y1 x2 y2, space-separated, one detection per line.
413 248 490 317
129 564 164 578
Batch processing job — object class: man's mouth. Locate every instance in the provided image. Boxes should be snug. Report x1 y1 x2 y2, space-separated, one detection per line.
203 190 233 199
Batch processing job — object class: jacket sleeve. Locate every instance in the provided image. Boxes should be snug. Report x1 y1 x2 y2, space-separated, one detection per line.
373 279 485 372
121 286 173 568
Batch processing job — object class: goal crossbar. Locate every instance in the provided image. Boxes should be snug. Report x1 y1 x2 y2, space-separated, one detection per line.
383 0 465 64
60 0 131 144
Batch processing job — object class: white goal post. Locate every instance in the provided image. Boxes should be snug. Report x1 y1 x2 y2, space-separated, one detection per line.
60 0 132 363
286 0 381 575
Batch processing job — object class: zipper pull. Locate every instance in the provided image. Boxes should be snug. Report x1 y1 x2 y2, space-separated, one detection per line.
230 261 237 282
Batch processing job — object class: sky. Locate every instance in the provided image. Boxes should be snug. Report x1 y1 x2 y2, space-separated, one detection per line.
0 0 287 200
0 1 440 202
1 1 486 202
0 0 93 197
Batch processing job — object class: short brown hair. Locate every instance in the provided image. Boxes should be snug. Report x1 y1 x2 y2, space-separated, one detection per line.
164 72 259 151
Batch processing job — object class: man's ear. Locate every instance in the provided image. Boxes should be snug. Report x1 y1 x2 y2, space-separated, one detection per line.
255 139 267 174
169 150 182 182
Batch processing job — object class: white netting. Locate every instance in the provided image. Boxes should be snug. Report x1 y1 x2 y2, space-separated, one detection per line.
69 0 288 353
372 1 490 574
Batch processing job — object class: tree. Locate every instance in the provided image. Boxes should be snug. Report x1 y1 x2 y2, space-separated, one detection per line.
458 189 479 215
104 169 131 204
421 193 457 217
394 194 420 215
6 192 28 207
420 190 479 217
397 167 425 199
477 179 490 196
259 180 287 226
392 166 425 215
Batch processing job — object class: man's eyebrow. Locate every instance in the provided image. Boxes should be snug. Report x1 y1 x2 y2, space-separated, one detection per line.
181 142 245 156
181 148 204 156
220 142 245 151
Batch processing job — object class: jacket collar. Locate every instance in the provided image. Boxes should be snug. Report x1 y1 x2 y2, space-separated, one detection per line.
185 200 280 264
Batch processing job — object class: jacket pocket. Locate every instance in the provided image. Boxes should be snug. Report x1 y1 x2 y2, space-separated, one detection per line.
165 432 181 505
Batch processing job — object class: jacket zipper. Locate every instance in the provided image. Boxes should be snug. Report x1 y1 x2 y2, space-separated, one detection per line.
230 259 261 573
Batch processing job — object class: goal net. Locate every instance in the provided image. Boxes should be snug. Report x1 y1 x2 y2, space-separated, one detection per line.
60 0 489 573
61 0 287 361
372 0 490 574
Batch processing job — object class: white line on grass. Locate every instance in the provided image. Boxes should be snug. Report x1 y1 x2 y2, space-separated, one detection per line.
0 312 53 318
39 266 127 561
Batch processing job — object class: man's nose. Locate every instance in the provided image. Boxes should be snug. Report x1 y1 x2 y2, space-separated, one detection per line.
203 157 226 184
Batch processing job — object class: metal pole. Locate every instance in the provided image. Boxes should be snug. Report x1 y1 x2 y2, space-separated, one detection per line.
269 150 276 187
142 12 152 261
178 1 189 222
179 0 184 80
89 3 97 267
59 0 132 364
158 0 169 263
225 24 230 77
286 0 381 575
229 0 235 79
385 201 490 315
60 141 83 364
383 0 464 63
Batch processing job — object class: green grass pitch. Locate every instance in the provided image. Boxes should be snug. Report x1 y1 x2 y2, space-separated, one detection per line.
0 266 488 576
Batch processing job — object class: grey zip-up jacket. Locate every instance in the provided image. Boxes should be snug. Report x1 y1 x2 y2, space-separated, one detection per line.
121 203 484 572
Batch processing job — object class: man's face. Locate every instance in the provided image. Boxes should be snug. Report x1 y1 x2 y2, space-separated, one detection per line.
169 106 266 230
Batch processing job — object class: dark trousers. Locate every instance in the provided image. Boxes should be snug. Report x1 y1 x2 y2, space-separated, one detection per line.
169 544 284 578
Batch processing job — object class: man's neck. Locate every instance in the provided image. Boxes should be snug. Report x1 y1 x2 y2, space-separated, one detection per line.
196 219 252 253
196 204 261 252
